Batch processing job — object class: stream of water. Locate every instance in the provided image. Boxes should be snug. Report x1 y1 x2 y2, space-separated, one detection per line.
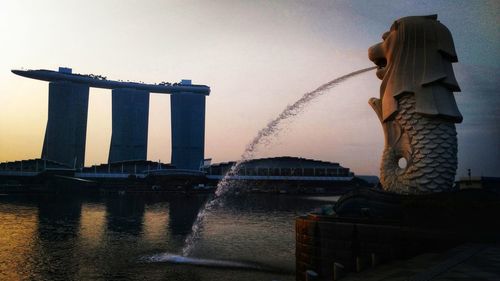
180 66 376 256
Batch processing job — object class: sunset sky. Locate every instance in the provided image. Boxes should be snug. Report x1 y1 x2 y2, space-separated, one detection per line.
0 0 498 177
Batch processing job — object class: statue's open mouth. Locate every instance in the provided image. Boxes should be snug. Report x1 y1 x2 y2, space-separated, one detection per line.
374 58 387 79
368 43 387 80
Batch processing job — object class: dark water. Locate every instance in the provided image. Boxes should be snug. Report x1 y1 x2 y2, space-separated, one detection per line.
0 192 336 281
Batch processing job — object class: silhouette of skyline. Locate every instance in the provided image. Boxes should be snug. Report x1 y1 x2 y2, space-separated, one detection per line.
13 68 209 170
0 0 498 177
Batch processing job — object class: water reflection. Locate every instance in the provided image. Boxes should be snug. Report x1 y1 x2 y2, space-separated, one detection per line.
37 195 82 241
142 203 169 243
105 195 145 236
0 198 37 281
79 203 106 249
36 195 82 281
169 195 206 236
0 193 326 281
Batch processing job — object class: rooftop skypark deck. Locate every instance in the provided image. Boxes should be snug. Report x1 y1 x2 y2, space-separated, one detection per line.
11 68 211 95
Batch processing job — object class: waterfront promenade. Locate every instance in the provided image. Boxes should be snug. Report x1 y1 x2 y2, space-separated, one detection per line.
342 243 500 281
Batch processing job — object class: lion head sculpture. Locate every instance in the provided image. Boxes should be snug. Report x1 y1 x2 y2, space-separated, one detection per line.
368 15 462 123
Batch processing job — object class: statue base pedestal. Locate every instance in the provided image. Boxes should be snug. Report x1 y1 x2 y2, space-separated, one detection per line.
296 188 500 281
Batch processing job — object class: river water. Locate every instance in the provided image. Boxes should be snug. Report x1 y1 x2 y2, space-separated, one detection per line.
0 192 337 281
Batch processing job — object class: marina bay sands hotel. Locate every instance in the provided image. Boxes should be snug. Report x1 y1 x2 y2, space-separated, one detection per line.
12 67 210 171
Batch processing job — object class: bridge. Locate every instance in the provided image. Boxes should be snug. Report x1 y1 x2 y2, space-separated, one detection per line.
12 67 210 170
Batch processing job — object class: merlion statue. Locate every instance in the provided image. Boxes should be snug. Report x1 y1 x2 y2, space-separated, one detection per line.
368 15 462 194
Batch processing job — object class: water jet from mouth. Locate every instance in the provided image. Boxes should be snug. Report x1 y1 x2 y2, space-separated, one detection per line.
140 66 376 264
180 66 376 257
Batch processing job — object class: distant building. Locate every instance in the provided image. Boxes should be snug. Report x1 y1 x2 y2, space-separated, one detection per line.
81 160 174 175
0 159 76 184
456 176 500 190
0 158 72 172
204 156 368 193
355 175 380 187
205 156 352 177
12 67 210 171
108 89 150 163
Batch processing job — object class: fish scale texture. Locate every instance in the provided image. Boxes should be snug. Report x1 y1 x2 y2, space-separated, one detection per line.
381 95 457 194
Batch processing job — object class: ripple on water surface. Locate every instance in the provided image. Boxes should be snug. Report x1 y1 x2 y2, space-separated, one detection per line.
0 194 327 281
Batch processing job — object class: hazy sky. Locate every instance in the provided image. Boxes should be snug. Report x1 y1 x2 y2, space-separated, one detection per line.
0 0 498 177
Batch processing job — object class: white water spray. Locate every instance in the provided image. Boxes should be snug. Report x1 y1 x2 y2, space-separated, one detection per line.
181 66 376 256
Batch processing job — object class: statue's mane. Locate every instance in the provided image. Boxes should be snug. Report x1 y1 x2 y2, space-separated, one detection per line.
381 15 463 123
